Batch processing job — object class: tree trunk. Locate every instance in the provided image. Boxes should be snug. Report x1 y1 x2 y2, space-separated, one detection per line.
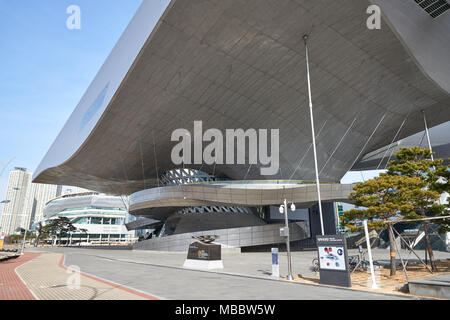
423 221 437 271
388 224 396 276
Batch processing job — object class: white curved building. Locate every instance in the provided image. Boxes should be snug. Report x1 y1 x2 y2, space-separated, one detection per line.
43 192 136 244
33 0 450 250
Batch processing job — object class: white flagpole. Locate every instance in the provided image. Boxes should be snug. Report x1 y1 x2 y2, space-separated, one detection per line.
304 35 325 235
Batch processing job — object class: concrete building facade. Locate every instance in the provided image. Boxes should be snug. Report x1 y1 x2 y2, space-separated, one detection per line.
43 192 136 244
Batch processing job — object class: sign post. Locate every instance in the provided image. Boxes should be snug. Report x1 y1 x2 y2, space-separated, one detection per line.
316 234 351 287
271 248 280 278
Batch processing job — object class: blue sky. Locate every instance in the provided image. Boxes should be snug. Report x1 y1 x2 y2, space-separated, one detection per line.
0 0 384 207
0 0 143 200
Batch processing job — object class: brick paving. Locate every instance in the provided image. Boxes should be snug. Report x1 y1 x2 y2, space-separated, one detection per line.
15 252 158 300
0 253 40 300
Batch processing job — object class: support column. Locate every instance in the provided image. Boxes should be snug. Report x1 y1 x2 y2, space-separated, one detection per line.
422 110 438 271
422 110 434 160
304 34 324 235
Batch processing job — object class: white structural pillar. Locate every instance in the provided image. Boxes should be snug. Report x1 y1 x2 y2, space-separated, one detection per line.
422 110 434 161
304 35 325 235
422 110 443 208
363 220 379 289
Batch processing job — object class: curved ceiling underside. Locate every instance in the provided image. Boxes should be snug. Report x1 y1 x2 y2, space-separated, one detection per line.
34 0 450 195
353 120 450 170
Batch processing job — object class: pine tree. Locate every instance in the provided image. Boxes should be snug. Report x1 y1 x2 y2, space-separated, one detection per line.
387 147 448 271
430 161 450 233
341 174 423 276
43 217 77 246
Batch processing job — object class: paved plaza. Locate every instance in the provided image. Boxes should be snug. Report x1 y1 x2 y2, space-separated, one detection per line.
1 247 448 300
0 251 159 300
16 252 157 300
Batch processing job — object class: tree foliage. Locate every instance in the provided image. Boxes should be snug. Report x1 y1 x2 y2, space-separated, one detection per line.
41 217 77 239
342 147 449 231
341 147 449 273
387 147 449 232
341 174 423 231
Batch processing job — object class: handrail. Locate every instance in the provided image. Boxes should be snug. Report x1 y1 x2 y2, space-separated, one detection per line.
182 179 336 186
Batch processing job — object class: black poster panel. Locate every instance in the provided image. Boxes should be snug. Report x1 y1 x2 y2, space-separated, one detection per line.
316 234 351 287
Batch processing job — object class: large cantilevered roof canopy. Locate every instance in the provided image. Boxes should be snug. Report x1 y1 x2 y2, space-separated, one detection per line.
34 0 450 195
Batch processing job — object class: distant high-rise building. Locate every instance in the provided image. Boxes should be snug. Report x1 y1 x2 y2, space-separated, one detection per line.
23 183 62 228
0 168 62 235
0 168 32 235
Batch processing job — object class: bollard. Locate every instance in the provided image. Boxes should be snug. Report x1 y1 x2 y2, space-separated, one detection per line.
271 248 280 278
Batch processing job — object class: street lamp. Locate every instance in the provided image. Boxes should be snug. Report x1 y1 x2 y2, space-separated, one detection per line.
279 199 296 280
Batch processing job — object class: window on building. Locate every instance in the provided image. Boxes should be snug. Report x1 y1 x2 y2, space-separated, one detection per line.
72 217 89 224
91 217 102 224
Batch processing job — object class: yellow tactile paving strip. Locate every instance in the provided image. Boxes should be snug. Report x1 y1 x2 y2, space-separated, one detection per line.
15 252 156 300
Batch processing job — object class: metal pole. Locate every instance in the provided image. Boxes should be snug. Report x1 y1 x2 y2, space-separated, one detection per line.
304 35 324 235
363 220 378 289
421 110 441 264
283 199 293 280
422 110 434 161
391 227 433 273
392 226 409 283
